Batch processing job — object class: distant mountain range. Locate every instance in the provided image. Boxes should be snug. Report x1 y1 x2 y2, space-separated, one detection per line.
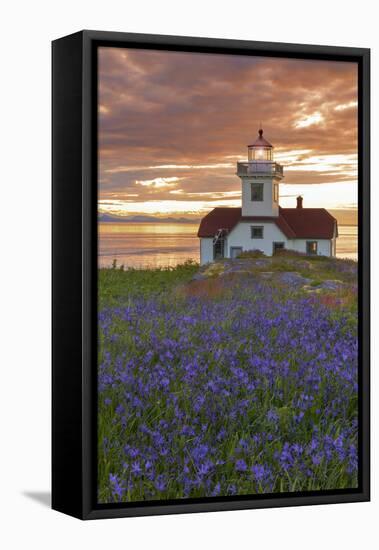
98 212 199 224
98 210 357 226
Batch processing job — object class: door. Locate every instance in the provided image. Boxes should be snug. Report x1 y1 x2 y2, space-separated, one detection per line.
213 238 225 260
230 246 243 259
273 242 285 254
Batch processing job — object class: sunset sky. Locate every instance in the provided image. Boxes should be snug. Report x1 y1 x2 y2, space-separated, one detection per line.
98 47 358 224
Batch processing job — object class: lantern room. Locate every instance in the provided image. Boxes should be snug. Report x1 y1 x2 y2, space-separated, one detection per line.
247 128 273 161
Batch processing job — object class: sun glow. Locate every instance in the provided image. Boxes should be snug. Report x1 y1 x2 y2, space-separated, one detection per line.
135 177 182 188
169 189 239 198
279 181 357 209
294 112 324 129
285 153 357 176
335 101 358 111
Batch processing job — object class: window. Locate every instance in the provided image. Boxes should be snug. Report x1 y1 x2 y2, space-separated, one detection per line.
306 241 318 255
273 242 285 254
273 183 279 202
251 226 264 239
248 147 273 161
251 182 264 201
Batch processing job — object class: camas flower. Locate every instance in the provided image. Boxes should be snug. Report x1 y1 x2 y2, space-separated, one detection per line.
235 459 248 472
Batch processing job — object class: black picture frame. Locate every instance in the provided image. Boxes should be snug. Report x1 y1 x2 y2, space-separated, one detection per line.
52 30 370 520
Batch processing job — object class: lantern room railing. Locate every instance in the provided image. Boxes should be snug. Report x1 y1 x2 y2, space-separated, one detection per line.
236 161 283 177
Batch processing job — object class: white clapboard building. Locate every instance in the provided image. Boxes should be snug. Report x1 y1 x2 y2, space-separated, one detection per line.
198 129 338 265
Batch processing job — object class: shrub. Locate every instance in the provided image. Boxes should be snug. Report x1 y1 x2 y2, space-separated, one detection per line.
237 249 266 259
273 249 306 258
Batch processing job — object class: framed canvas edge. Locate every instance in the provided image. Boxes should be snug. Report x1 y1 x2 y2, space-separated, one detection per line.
52 30 370 520
52 31 85 519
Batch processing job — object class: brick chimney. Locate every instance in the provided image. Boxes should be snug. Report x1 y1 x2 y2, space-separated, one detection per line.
296 195 303 209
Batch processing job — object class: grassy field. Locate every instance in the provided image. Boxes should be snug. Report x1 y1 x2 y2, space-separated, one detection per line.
98 254 358 503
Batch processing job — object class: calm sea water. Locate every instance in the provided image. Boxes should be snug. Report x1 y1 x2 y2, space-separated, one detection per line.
98 222 358 268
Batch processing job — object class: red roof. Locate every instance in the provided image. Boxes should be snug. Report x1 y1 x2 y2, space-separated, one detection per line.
280 207 337 239
197 207 242 237
197 206 337 239
248 129 273 148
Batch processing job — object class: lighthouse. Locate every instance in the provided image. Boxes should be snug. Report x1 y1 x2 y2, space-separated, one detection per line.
237 128 284 217
197 128 337 263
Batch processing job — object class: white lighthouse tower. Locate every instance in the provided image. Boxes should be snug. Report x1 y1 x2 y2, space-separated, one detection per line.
198 127 337 264
237 128 284 217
